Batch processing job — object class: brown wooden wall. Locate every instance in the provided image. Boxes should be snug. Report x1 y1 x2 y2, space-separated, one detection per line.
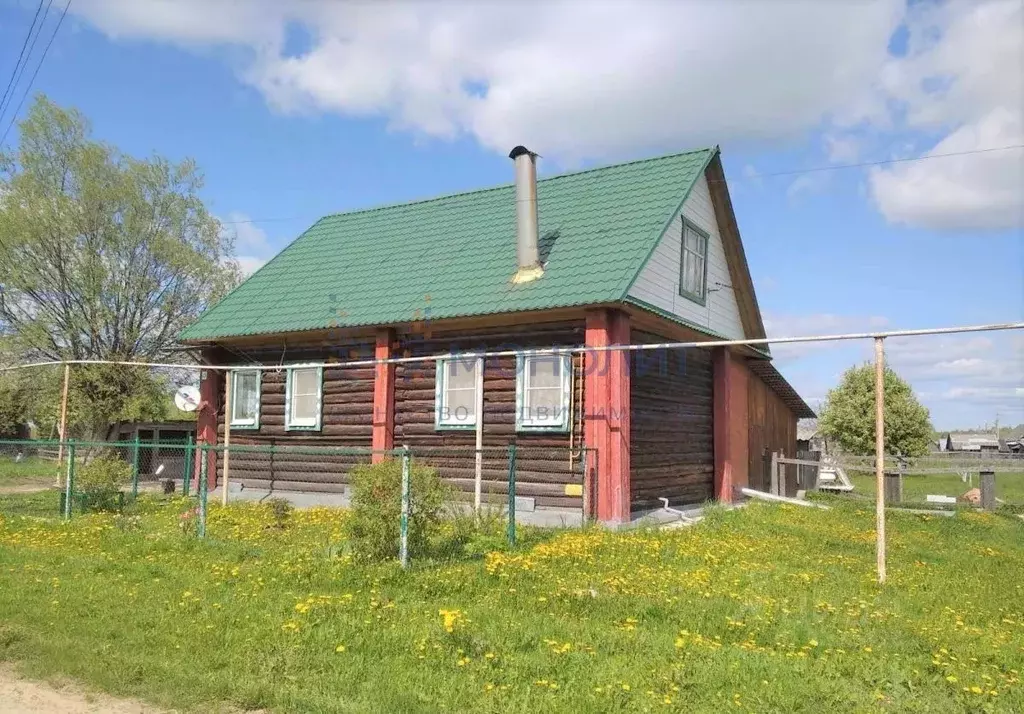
392 319 586 509
209 320 588 507
212 338 376 493
629 332 715 509
746 366 798 493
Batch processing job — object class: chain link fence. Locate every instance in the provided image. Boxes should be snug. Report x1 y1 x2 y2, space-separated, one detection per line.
0 438 592 561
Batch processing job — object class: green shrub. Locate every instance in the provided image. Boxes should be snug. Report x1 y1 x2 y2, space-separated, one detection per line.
346 459 451 562
267 498 294 529
76 452 132 512
435 505 510 560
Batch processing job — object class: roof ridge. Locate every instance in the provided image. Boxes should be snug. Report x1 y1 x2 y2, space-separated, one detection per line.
315 146 718 222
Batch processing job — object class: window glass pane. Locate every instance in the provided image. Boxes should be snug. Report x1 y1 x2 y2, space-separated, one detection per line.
288 368 319 425
682 255 696 294
446 359 477 388
688 227 706 256
685 228 700 251
527 386 562 421
446 387 476 422
529 357 562 389
292 394 317 420
232 372 258 422
439 358 478 425
521 356 567 426
682 249 705 297
292 368 318 396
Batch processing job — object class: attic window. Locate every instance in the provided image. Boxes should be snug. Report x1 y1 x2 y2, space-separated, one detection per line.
679 219 709 304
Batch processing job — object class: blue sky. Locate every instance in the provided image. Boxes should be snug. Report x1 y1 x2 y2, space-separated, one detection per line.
0 0 1021 430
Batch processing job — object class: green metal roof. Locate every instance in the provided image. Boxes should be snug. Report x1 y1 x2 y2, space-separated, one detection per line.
180 147 716 341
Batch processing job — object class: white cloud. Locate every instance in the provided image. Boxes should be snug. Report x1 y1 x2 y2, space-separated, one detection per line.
235 255 268 276
763 317 1024 428
824 134 861 163
71 0 1022 228
869 108 1024 229
786 172 831 202
219 211 274 276
764 313 889 360
880 332 1023 426
866 0 1024 229
72 0 902 161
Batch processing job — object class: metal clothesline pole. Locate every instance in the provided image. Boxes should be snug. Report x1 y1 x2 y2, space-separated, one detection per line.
56 363 70 487
222 374 232 507
1 322 1020 374
874 337 886 585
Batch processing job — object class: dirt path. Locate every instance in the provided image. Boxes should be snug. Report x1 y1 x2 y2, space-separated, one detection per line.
0 666 170 713
0 483 53 495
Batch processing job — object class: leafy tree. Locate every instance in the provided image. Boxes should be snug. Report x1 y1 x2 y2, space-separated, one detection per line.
0 96 238 436
0 371 28 436
819 363 933 457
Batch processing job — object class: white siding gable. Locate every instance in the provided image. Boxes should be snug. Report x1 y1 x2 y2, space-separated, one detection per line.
627 173 745 339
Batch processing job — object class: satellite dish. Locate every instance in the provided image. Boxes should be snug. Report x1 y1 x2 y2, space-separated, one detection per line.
174 385 201 412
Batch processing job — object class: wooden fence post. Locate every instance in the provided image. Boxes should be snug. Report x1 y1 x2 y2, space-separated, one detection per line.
769 451 779 495
979 470 996 511
883 471 902 504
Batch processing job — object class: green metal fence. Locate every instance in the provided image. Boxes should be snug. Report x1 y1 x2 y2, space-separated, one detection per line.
0 438 592 558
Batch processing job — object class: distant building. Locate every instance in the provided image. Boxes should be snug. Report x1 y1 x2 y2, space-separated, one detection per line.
948 433 1001 452
797 421 826 454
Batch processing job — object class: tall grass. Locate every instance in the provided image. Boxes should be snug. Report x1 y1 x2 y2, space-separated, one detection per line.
0 496 1021 712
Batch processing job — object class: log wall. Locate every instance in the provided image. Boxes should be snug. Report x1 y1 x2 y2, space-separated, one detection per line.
746 367 798 493
212 338 376 492
392 320 587 509
208 321 588 506
629 332 715 508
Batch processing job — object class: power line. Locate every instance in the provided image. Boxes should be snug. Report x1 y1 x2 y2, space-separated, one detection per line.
0 0 70 149
1 321 1020 373
740 144 1024 180
0 0 47 124
218 143 1024 227
0 0 55 128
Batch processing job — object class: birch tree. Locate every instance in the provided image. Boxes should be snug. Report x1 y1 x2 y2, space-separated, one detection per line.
0 96 239 435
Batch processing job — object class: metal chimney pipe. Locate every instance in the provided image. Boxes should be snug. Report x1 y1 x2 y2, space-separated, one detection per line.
509 145 543 284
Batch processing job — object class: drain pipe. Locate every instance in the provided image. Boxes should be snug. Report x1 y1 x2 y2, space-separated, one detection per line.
658 497 699 524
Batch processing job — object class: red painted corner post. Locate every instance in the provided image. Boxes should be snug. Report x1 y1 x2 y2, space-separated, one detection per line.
372 328 396 462
713 349 749 502
585 309 631 524
195 368 222 490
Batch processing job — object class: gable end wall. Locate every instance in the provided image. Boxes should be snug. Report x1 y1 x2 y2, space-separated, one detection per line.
627 174 745 339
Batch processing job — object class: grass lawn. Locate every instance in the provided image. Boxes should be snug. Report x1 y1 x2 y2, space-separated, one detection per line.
0 455 59 487
0 497 1022 712
844 471 1024 507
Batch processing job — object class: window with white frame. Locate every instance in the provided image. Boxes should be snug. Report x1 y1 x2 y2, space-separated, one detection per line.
229 369 261 428
679 220 708 302
516 354 571 431
286 366 322 429
435 357 481 429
